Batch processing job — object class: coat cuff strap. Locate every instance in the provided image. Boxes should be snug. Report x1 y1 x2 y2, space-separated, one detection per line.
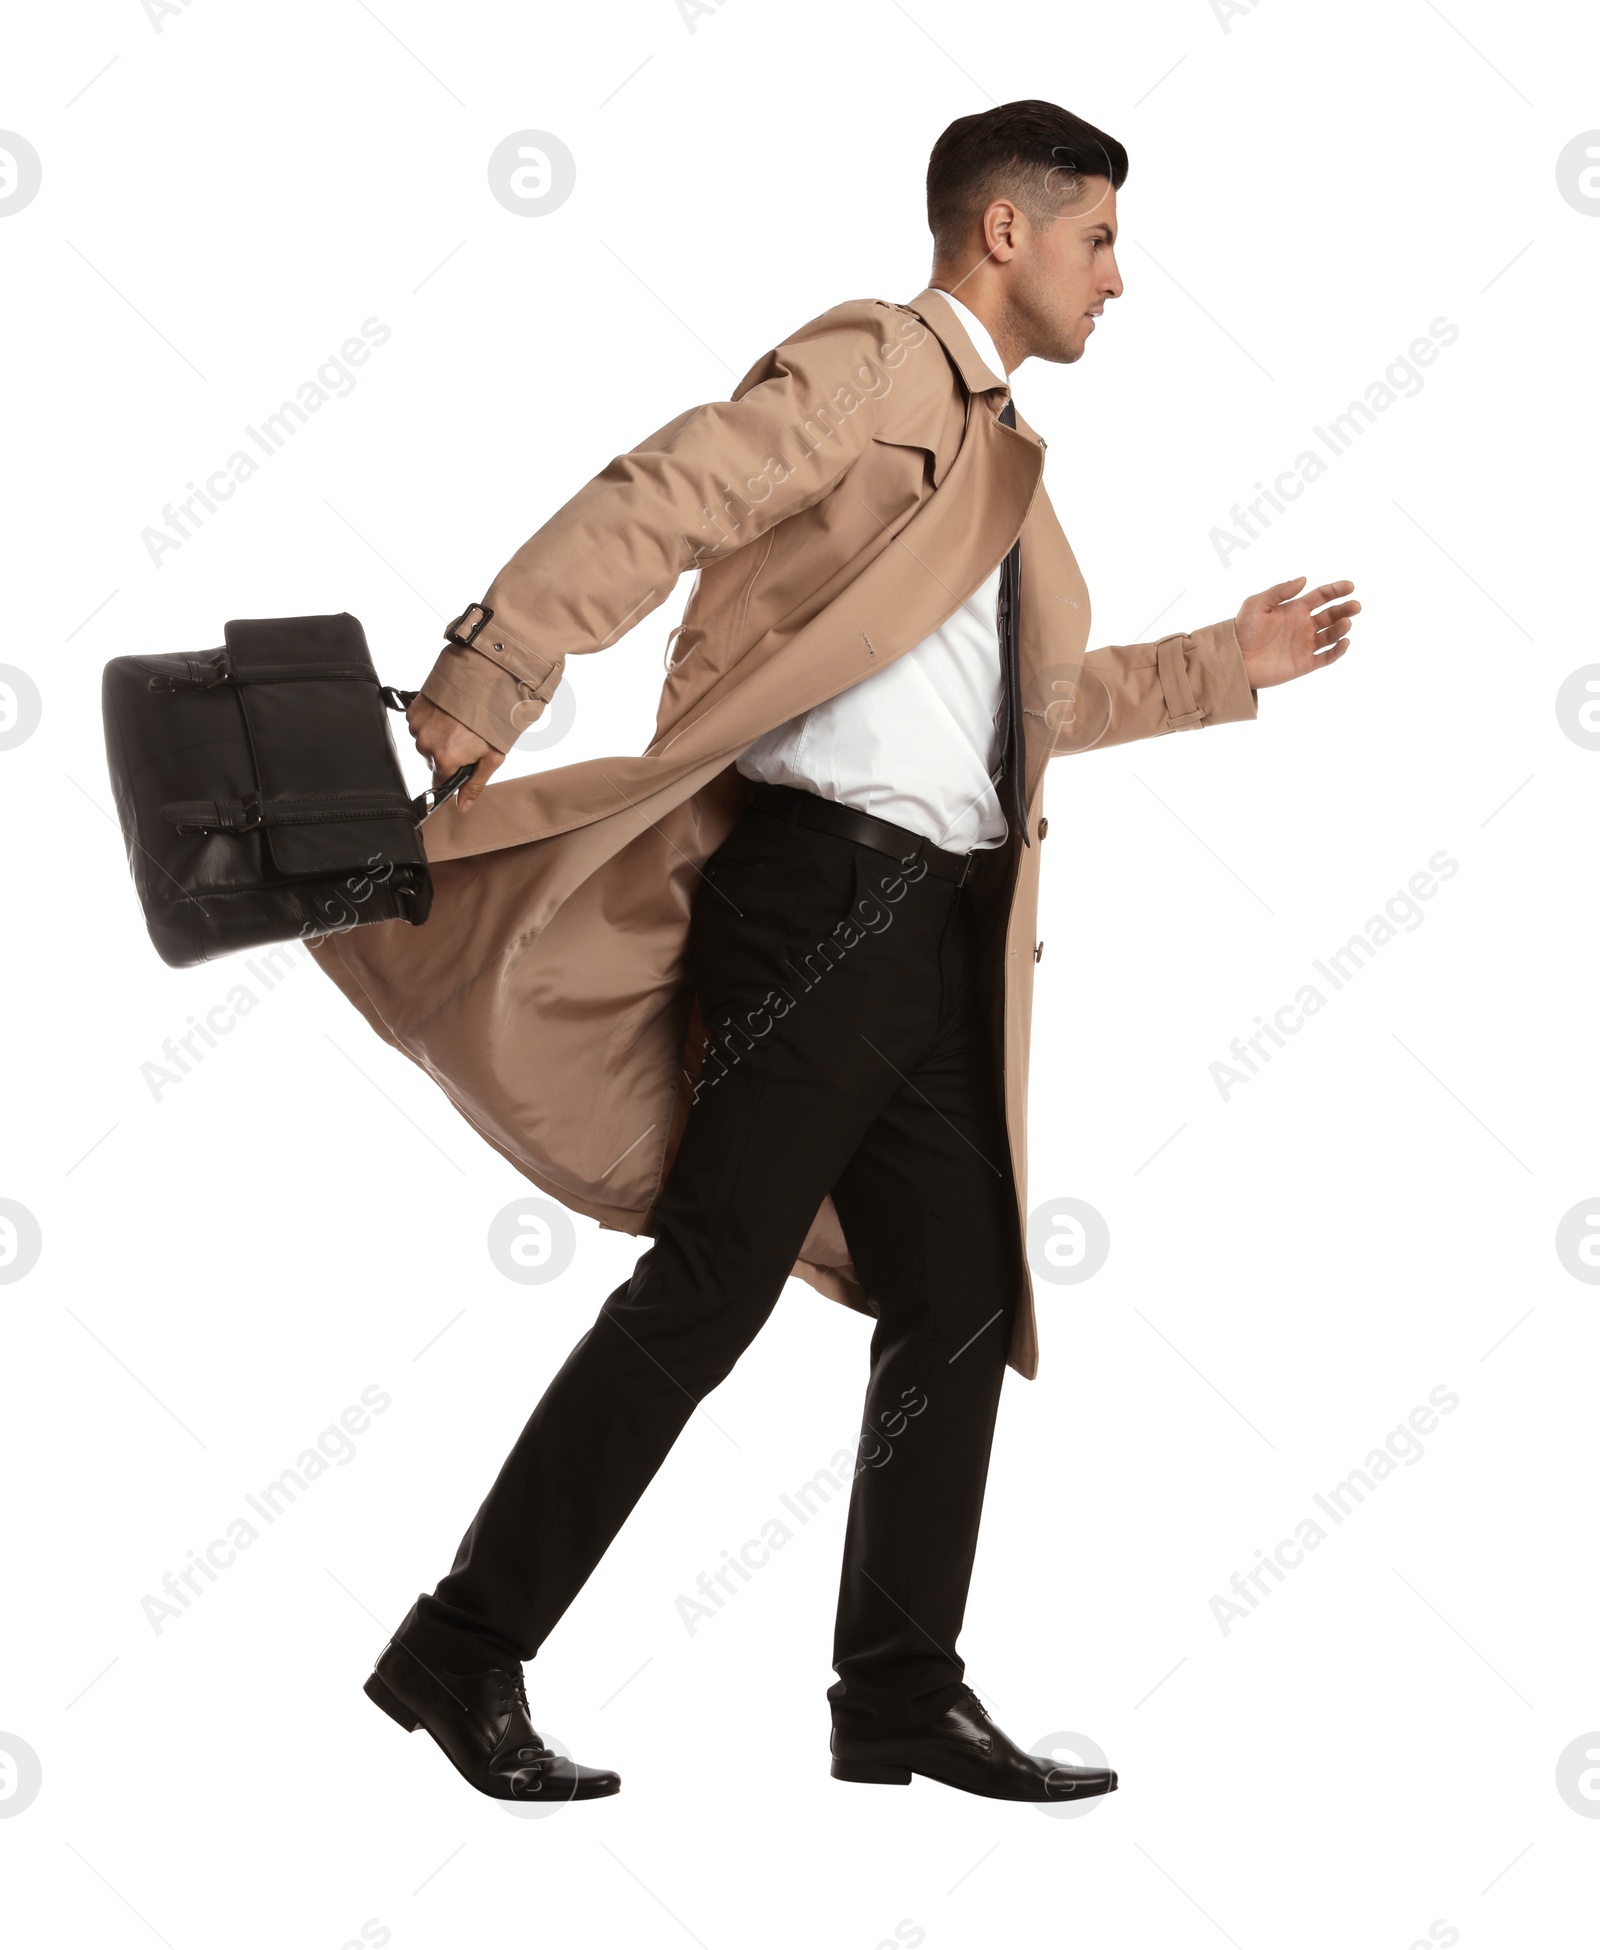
1155 633 1207 731
443 604 561 697
421 602 563 752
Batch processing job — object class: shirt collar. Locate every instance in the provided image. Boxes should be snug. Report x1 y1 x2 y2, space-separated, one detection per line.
941 293 1010 394
901 286 1012 400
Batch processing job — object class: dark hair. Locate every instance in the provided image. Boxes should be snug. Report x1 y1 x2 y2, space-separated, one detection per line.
926 99 1129 255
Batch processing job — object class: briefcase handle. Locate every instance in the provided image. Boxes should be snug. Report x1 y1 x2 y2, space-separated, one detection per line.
382 686 477 817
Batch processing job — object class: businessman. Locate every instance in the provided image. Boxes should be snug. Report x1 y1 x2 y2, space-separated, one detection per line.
315 99 1357 1803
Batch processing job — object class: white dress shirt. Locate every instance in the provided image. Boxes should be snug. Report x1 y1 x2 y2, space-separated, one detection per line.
736 295 1015 853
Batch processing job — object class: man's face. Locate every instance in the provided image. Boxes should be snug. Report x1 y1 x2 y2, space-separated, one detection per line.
1009 177 1123 365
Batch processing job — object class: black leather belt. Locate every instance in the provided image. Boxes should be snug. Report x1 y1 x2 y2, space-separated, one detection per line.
750 782 980 885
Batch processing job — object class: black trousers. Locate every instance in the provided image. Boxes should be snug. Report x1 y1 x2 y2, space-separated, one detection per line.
404 794 1022 1734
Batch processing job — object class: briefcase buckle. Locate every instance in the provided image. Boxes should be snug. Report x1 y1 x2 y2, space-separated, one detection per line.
147 651 230 694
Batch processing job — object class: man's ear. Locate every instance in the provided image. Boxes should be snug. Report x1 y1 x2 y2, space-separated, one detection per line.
983 201 1020 259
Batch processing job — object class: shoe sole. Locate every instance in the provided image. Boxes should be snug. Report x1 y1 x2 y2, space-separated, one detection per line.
830 1756 914 1785
831 1754 1118 1799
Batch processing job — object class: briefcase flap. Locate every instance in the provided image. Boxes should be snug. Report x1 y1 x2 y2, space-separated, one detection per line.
222 612 379 687
220 614 425 880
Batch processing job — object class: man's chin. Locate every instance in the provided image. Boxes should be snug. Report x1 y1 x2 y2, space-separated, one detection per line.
1046 325 1095 366
1021 319 1096 367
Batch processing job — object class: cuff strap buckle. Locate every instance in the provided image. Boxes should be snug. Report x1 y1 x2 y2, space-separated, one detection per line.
444 602 494 648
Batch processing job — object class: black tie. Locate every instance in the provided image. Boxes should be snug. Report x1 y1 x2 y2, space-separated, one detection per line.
994 398 1030 848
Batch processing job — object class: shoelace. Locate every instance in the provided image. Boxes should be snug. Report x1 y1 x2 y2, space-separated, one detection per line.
500 1669 555 1765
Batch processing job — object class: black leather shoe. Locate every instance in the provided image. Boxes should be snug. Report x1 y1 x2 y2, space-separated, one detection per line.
830 1687 1117 1803
365 1637 620 1803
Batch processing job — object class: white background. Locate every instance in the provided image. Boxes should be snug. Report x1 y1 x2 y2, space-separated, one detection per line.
1 1 1596 1945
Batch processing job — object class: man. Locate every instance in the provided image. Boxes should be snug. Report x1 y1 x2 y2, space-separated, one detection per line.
319 99 1357 1805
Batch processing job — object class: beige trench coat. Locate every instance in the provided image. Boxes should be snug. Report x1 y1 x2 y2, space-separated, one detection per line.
310 288 1257 1378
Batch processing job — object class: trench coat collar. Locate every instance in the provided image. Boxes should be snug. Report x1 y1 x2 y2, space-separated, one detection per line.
903 285 1012 401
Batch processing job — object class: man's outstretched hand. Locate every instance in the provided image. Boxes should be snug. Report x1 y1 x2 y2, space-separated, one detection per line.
405 695 505 814
1234 577 1359 690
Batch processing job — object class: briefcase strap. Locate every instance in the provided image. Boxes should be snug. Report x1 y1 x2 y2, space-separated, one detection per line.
148 653 380 693
152 661 423 718
161 792 412 834
161 765 476 836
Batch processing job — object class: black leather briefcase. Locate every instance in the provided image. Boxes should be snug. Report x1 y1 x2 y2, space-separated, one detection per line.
102 612 473 968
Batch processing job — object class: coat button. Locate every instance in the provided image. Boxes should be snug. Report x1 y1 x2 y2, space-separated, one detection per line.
1034 941 1044 963
1037 816 1048 839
